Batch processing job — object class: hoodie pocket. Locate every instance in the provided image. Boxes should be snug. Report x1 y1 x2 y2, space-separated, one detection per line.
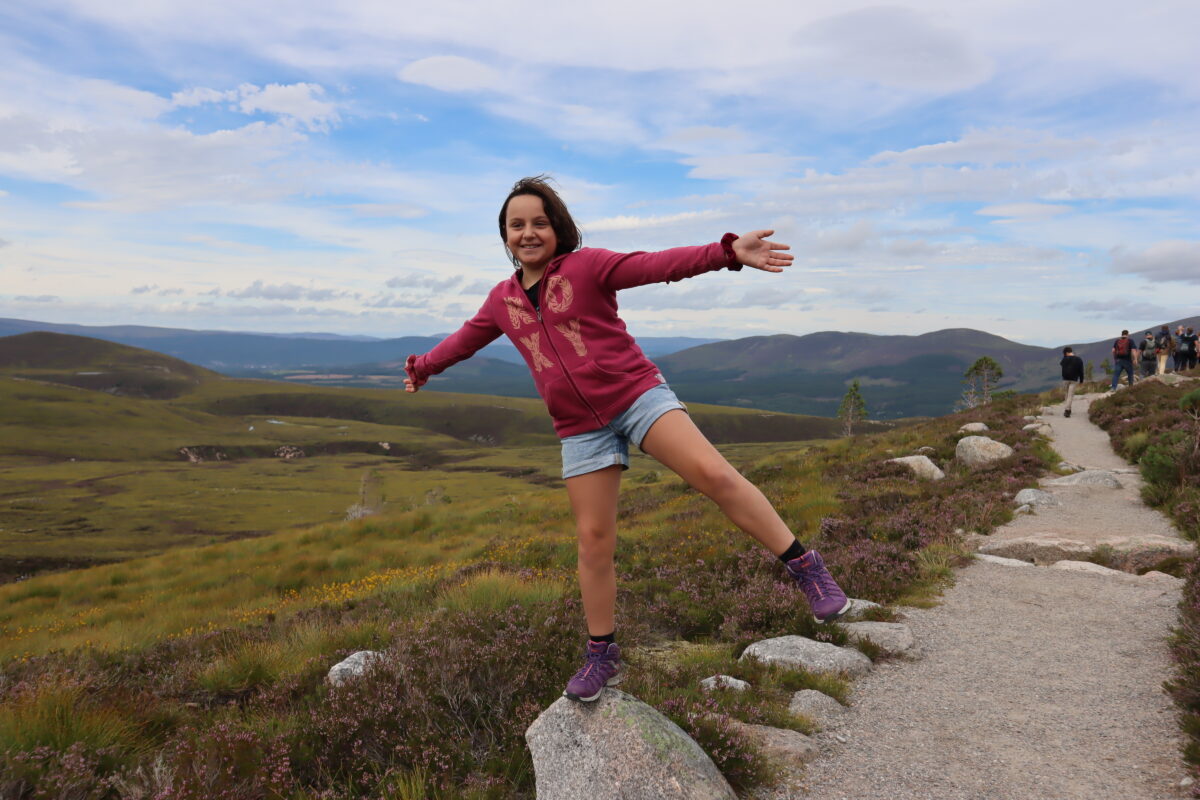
537 373 581 422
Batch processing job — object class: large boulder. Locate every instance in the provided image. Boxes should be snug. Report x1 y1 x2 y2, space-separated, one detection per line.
958 422 990 433
956 436 1015 468
888 455 945 481
1045 470 1122 489
526 690 736 800
740 636 872 677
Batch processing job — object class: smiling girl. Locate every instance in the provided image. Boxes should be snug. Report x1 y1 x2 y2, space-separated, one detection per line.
404 176 849 702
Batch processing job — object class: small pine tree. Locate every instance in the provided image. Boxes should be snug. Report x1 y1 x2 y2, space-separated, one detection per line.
1085 361 1095 382
838 379 868 436
963 356 1004 406
1101 357 1112 376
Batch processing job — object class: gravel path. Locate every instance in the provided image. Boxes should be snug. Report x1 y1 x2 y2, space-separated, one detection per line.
781 392 1190 800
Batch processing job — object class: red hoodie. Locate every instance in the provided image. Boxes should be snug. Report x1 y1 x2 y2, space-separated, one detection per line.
406 235 741 437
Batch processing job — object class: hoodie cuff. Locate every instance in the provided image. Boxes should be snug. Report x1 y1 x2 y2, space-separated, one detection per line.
721 232 742 271
404 354 428 388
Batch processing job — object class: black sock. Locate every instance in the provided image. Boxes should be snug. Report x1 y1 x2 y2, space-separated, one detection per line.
588 632 616 645
778 540 807 563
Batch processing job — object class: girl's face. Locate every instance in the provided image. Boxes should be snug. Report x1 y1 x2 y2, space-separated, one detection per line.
505 194 558 272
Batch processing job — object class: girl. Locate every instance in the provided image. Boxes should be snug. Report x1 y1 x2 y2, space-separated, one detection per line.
404 176 849 702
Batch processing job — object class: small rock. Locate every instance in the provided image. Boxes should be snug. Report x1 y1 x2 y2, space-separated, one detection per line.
958 422 990 433
842 598 883 620
1022 415 1038 422
975 554 1035 567
1057 461 1085 473
740 636 873 677
327 650 384 687
700 675 750 692
788 690 846 722
1014 488 1060 508
915 446 936 454
842 621 919 658
1141 571 1185 587
1050 560 1125 577
1045 470 1122 489
1014 504 1032 515
526 690 736 799
956 436 1015 468
835 734 848 744
728 721 817 764
978 537 1093 565
1180 776 1194 788
887 455 945 481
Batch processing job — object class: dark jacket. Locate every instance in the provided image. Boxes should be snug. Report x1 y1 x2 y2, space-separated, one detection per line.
1060 355 1084 382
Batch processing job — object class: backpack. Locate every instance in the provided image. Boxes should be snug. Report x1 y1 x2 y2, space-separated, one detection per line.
1114 337 1131 358
1156 332 1172 354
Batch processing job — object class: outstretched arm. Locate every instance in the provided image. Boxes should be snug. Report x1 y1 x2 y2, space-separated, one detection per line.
595 231 793 291
403 296 502 394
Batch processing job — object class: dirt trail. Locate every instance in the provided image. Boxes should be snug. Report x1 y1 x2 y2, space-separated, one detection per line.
786 392 1189 800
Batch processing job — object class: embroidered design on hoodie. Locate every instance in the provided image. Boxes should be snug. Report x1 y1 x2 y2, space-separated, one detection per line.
519 332 555 372
554 319 587 357
503 296 535 329
545 275 573 314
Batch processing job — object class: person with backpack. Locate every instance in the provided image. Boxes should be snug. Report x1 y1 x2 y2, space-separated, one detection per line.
1111 330 1136 391
1059 346 1084 417
1174 325 1188 372
1141 331 1159 379
1182 327 1199 371
1156 325 1174 375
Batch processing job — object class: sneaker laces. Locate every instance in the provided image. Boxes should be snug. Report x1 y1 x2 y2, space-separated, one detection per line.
791 557 839 603
572 644 609 680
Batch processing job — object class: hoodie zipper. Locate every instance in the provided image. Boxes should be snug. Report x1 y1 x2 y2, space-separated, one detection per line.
517 269 604 428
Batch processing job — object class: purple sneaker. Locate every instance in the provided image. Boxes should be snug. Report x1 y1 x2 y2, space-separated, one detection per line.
786 550 851 623
563 641 622 702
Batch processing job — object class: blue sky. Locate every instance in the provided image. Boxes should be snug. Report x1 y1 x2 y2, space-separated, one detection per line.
1 1 1198 346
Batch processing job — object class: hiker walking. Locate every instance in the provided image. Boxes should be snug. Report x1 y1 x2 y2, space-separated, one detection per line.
1059 347 1084 417
403 176 850 703
1111 330 1136 391
1182 327 1199 371
1156 325 1174 375
1140 331 1159 380
1174 325 1188 372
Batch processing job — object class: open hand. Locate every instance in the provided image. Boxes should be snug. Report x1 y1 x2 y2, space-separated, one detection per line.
732 230 793 273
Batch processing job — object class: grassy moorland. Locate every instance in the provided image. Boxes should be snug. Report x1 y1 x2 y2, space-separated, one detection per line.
1087 372 1200 783
2 332 870 582
0 352 1057 800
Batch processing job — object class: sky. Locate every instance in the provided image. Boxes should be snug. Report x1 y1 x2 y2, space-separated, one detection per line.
1 1 1198 346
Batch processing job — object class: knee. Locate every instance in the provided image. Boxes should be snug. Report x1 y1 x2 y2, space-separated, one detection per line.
576 522 615 564
691 461 744 503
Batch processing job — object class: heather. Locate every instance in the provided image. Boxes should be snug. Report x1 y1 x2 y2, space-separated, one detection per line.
1092 378 1200 785
0 394 1052 798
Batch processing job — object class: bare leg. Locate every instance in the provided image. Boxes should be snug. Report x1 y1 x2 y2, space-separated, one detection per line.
640 410 794 556
565 466 622 636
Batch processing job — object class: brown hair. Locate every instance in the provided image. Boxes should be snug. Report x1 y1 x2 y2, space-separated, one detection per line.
498 176 582 267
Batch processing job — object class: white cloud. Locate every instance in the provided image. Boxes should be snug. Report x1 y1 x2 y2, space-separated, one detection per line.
237 83 339 130
1110 240 1200 284
226 280 351 301
794 6 993 92
682 154 804 181
977 203 1070 220
870 128 1089 167
171 87 236 107
584 210 725 233
398 56 501 92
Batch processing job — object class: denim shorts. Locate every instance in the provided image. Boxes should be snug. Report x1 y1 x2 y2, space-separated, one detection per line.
560 384 686 479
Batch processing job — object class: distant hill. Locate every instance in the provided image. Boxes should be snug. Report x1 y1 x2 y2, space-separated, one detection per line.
0 318 720 370
0 331 218 398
